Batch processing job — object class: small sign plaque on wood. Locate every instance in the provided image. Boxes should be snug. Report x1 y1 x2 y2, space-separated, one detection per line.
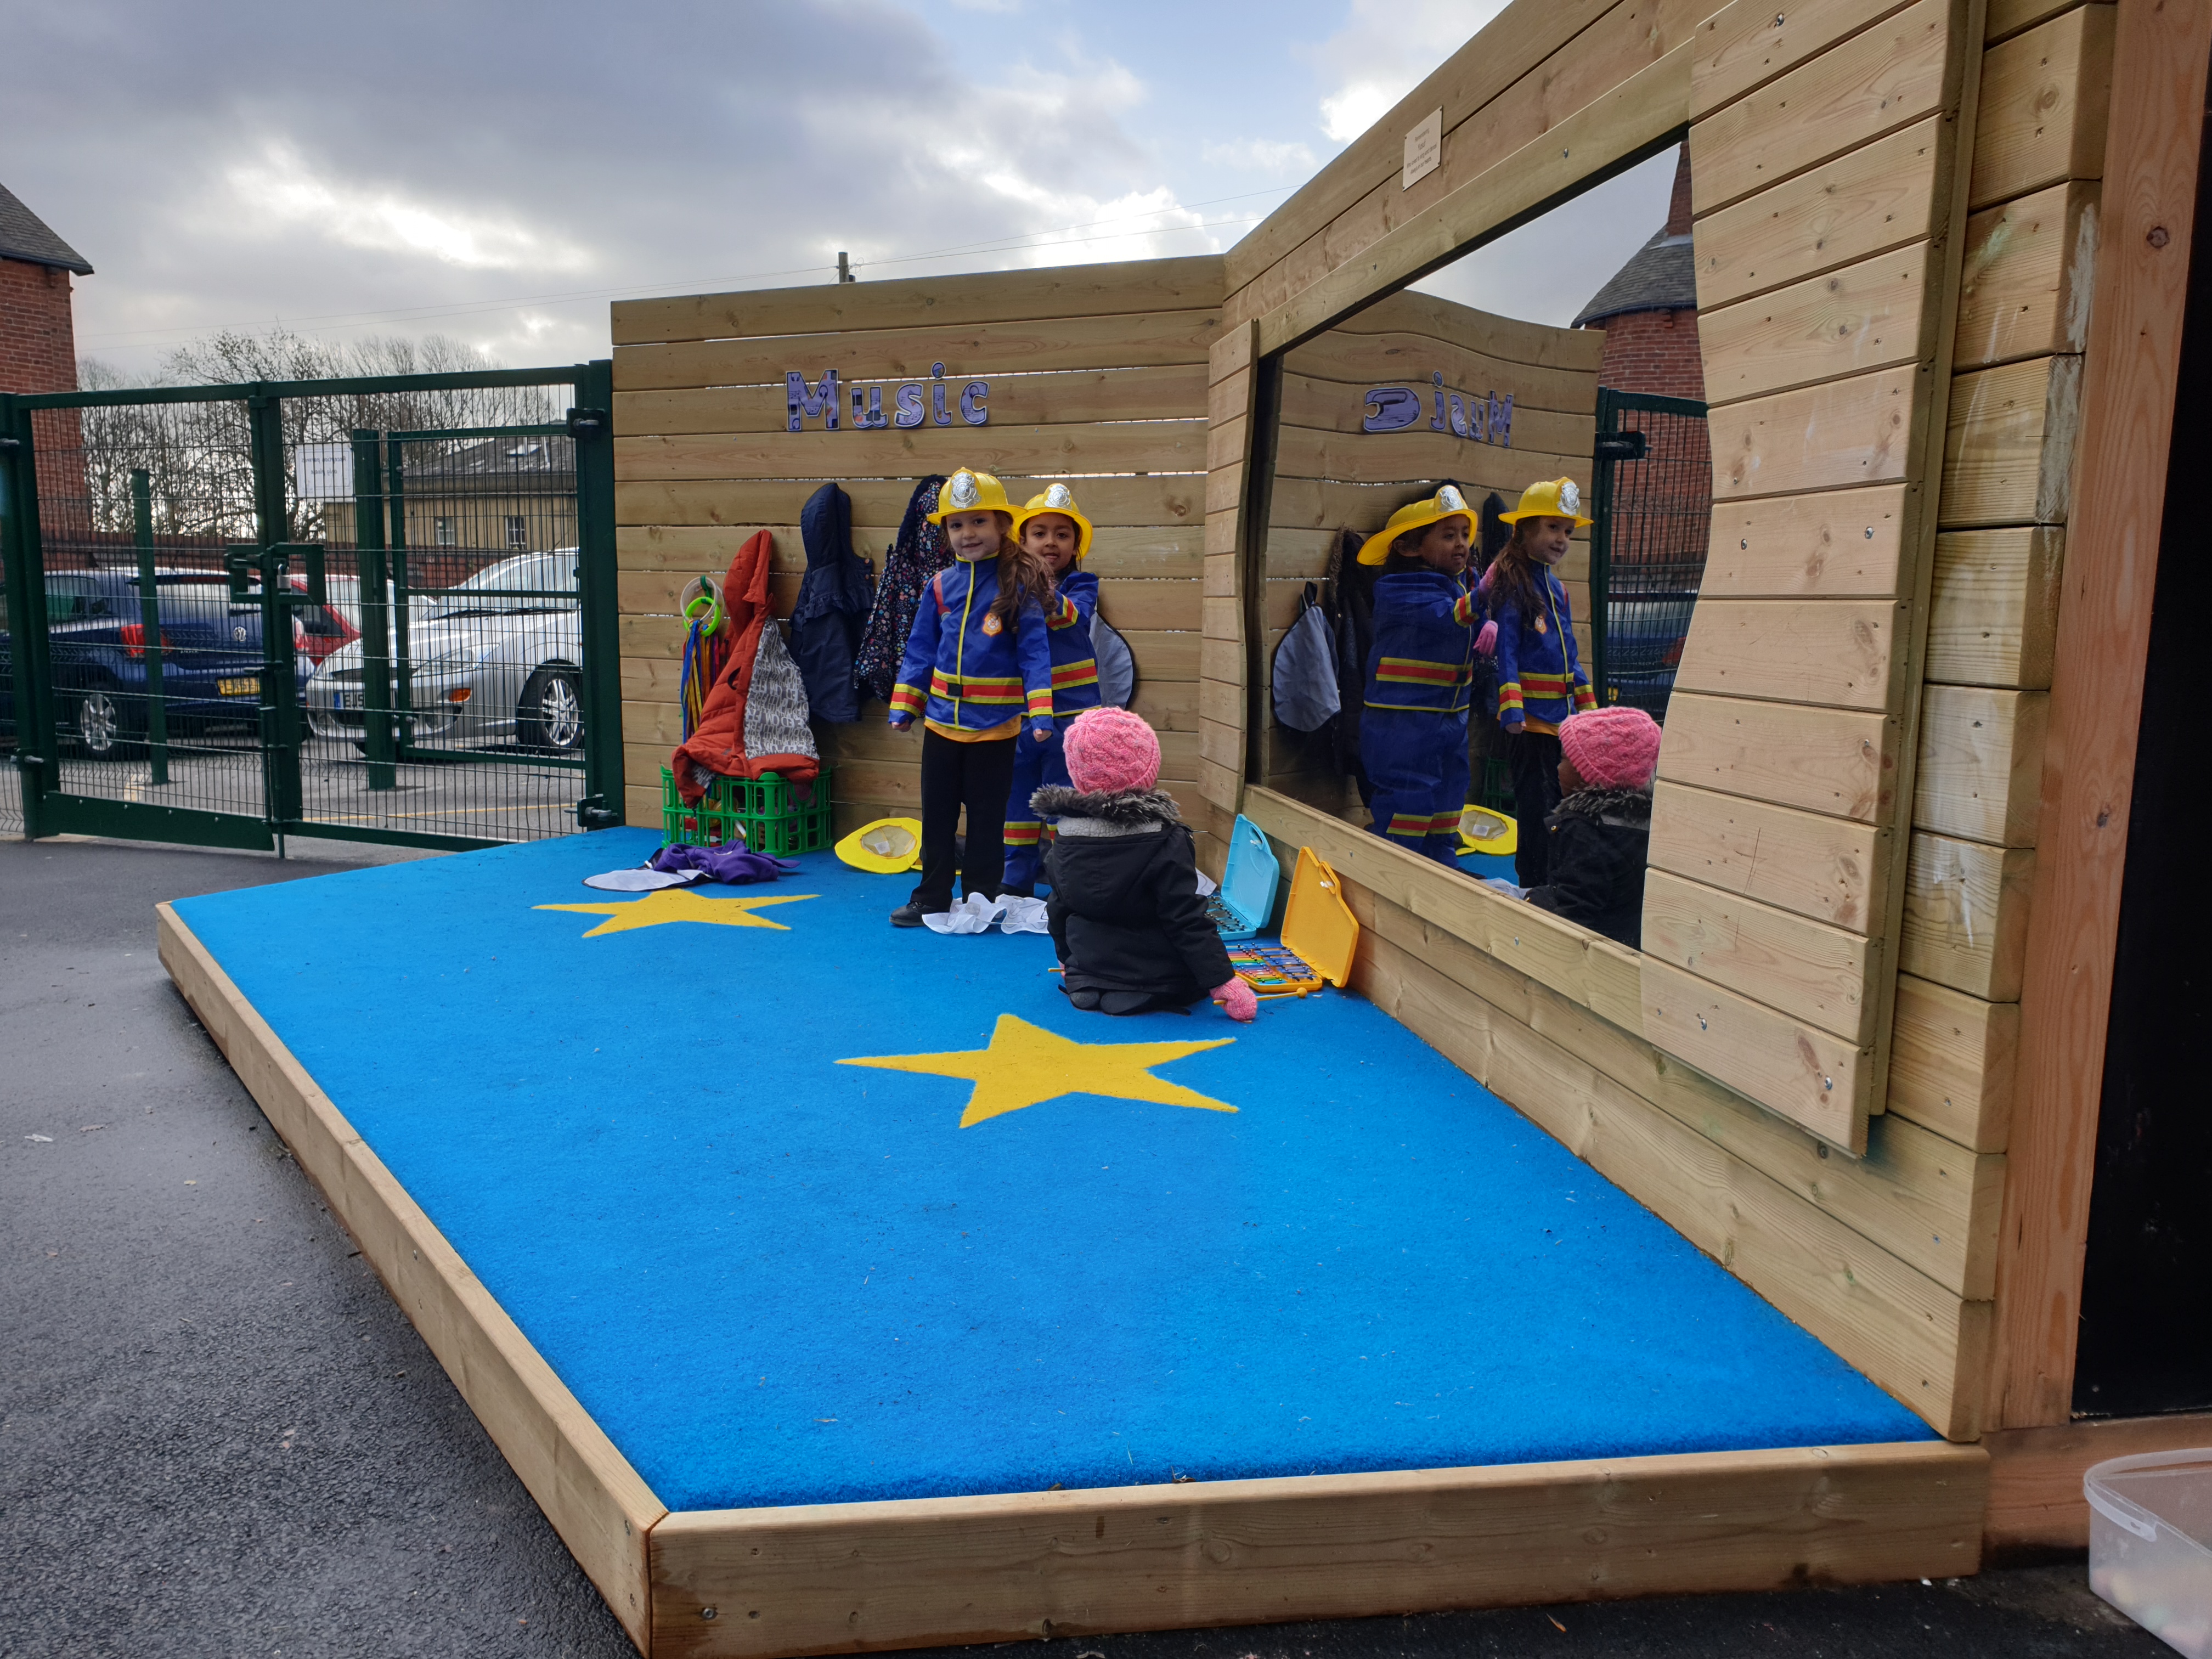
1402 109 1442 190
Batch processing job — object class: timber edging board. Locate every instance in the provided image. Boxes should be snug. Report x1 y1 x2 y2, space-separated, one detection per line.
160 902 1994 1658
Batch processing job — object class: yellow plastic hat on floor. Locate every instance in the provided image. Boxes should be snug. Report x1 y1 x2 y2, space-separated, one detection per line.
1355 483 1476 566
835 817 923 873
1497 476 1593 528
1012 483 1094 559
926 469 1018 526
1457 804 1518 857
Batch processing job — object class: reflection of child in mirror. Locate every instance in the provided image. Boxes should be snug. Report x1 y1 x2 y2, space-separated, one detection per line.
1000 486 1101 896
1487 478 1597 887
1525 706 1660 948
885 469 1058 927
1355 486 1480 866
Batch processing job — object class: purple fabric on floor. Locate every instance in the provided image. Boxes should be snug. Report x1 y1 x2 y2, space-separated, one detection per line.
650 843 800 885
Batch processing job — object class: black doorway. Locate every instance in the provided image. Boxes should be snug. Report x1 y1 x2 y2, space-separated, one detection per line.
2071 97 2212 1420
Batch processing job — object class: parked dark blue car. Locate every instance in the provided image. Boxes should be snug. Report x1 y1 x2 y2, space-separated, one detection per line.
0 572 267 759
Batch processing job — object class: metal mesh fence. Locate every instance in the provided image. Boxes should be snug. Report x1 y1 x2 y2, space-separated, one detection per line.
1594 395 1711 723
9 372 604 848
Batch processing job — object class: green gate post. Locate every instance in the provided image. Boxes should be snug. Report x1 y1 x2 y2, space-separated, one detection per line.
384 441 414 754
571 359 623 830
131 469 170 784
246 395 303 840
349 430 396 789
1589 388 1618 710
1 393 56 839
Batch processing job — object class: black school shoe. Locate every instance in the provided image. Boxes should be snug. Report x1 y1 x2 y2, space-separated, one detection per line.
890 902 931 928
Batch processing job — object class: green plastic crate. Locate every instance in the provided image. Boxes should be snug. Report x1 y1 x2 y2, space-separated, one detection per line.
1473 755 1516 815
662 766 836 855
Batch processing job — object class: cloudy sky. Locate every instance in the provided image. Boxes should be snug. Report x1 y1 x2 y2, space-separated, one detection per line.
5 0 1678 380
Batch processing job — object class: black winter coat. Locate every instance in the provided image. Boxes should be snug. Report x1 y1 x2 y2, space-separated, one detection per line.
1036 786 1234 1003
791 483 876 723
1526 786 1652 949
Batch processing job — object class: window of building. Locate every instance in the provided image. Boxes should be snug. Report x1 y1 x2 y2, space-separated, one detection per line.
506 515 529 549
434 516 458 547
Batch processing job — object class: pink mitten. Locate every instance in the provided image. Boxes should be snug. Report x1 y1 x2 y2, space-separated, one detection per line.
1474 619 1498 656
1212 976 1258 1023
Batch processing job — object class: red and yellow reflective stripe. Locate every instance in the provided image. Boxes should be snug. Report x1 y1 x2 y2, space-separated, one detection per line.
1050 661 1098 689
1375 656 1469 686
890 682 927 716
1573 683 1598 710
1003 820 1043 845
1496 680 1526 714
1453 591 1476 625
1519 672 1576 695
1384 810 1460 839
1025 686 1055 719
930 671 1026 704
1046 595 1082 629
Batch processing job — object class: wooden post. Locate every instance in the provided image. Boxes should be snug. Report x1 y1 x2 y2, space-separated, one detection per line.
1989 0 2212 1429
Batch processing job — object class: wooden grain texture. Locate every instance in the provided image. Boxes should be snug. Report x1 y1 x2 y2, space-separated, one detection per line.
1648 779 1889 931
1324 288 1610 371
1673 597 1908 710
1702 483 1913 597
614 311 1223 392
616 365 1208 436
614 424 1205 482
1710 363 1918 499
1639 953 1871 1151
1888 974 2018 1152
1937 354 2082 526
618 476 1203 531
1355 924 1987 1427
1351 877 1993 1299
1690 0 1953 215
1993 0 2210 1430
1911 685 2048 846
1268 425 1590 490
1967 4 2115 208
1255 47 1695 354
1955 181 2100 369
1274 370 1596 453
1201 320 1259 814
1692 0 1925 119
612 256 1225 347
1899 830 2036 1001
1694 116 1945 311
1223 0 1615 294
1698 241 1937 404
1925 526 2064 687
651 1441 1984 1658
156 908 664 1647
1985 1414 2212 1551
1983 0 2078 44
1658 692 1900 823
618 522 1206 582
1641 868 1880 1042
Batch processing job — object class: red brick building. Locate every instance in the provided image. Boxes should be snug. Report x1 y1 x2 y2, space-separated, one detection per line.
1 180 91 396
1574 146 1703 399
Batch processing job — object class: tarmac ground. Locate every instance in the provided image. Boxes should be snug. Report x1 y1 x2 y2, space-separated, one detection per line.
0 833 2173 1659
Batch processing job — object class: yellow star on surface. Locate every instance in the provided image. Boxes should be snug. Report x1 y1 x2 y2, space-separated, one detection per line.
838 1012 1237 1127
534 887 818 937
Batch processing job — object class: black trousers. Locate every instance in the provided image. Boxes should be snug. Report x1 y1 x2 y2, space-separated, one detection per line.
1507 729 1564 888
912 727 1019 912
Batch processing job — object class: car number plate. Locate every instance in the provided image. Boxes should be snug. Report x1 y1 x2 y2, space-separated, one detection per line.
336 690 363 710
217 677 259 696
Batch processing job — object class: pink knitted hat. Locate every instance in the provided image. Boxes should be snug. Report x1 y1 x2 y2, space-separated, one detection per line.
1559 706 1662 790
1063 706 1161 794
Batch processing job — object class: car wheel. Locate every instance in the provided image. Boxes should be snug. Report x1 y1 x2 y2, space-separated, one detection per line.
71 684 133 760
516 666 584 754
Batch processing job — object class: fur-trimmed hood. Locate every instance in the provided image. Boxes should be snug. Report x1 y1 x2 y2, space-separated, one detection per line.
1549 784 1652 830
1031 785 1182 828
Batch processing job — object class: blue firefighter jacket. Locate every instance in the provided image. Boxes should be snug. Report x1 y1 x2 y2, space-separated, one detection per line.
1363 569 1480 715
1043 569 1102 716
889 555 1054 737
1491 567 1595 730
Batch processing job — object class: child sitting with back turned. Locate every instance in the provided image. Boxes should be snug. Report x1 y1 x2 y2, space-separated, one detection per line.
1032 707 1257 1022
1523 706 1662 949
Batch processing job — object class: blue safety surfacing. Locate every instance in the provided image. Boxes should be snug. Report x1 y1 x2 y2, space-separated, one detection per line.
174 830 1929 1513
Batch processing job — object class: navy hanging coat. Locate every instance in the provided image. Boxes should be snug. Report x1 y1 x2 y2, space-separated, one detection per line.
790 482 876 723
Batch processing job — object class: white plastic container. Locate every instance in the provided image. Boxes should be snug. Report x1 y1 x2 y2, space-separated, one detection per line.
2085 1448 2212 1657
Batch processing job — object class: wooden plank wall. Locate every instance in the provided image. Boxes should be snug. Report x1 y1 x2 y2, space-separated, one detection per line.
1204 0 2094 1441
1259 292 1602 815
610 258 1228 855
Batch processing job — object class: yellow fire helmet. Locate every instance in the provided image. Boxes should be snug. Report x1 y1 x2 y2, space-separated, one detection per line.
1011 483 1094 560
926 467 1018 526
1497 476 1593 528
1355 483 1477 566
834 816 923 874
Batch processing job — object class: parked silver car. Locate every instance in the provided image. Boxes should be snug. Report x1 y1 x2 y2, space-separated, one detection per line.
306 551 584 754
